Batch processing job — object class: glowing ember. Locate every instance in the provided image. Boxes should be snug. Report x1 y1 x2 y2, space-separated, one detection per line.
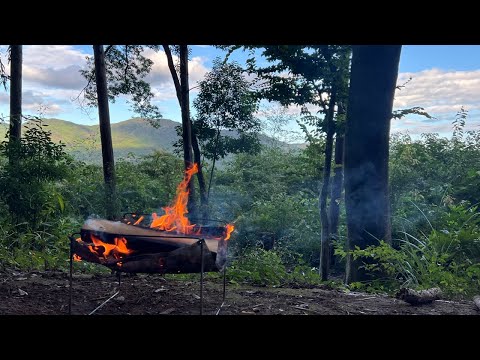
73 254 82 262
150 163 199 234
224 224 235 241
87 234 133 260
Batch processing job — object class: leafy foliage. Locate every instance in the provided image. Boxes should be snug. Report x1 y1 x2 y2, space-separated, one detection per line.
228 247 322 287
80 45 162 124
189 58 261 161
0 117 72 227
336 202 480 297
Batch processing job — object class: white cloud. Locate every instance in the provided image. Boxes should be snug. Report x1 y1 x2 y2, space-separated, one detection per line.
142 48 209 101
0 45 212 120
2 46 89 90
24 45 87 69
394 68 480 114
392 68 480 136
23 64 85 89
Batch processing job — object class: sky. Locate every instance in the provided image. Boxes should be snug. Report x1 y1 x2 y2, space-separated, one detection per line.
0 45 479 141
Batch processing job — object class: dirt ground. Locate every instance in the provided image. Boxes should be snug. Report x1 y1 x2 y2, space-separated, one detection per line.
0 270 478 315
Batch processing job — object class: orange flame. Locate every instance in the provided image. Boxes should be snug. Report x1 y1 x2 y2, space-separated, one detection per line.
73 254 82 262
224 224 235 241
88 234 133 260
150 163 199 234
133 215 144 226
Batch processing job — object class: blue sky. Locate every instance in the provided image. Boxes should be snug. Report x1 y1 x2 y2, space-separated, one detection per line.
0 45 479 140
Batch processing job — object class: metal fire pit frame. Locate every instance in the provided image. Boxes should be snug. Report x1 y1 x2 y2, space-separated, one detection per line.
67 234 227 316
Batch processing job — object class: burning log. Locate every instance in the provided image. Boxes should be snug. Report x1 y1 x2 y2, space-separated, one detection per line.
73 219 228 274
396 287 442 305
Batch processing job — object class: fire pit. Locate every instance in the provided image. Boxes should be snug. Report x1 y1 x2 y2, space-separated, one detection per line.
68 163 234 315
71 217 230 274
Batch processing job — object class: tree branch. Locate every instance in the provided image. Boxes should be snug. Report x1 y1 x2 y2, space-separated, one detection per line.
104 45 114 55
163 45 182 107
73 74 94 102
124 45 130 92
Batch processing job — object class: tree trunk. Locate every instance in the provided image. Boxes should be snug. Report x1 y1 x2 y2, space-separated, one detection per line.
207 127 221 200
344 45 401 283
93 45 117 220
328 133 344 268
319 89 336 280
162 45 182 102
179 45 196 218
9 45 22 142
192 127 208 219
163 45 206 218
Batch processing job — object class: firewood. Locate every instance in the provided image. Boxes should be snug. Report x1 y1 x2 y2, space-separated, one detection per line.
473 296 480 311
396 287 442 305
81 219 222 252
111 241 216 273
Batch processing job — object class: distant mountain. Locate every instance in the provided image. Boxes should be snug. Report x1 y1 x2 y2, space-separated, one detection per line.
0 117 304 163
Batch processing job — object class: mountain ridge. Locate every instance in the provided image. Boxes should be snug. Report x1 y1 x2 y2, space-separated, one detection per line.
0 117 304 162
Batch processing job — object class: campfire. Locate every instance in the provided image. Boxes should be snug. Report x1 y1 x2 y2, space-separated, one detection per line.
71 163 234 274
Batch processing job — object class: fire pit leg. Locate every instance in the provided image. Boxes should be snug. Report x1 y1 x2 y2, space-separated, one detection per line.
68 236 74 315
223 267 226 302
200 239 205 316
116 271 121 287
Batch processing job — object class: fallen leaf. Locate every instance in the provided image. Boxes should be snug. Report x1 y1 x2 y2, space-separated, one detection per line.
154 287 167 293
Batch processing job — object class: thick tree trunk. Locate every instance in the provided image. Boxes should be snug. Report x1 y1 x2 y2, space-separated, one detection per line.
93 45 117 220
9 45 22 142
163 45 205 218
328 134 344 268
344 45 401 283
179 45 196 218
319 89 336 280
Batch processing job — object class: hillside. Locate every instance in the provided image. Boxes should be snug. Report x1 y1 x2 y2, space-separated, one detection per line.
0 117 303 163
0 118 185 162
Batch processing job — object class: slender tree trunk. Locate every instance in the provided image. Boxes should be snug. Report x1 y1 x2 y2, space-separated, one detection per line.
9 45 22 142
163 45 206 217
162 45 182 101
93 45 117 220
328 133 344 268
319 88 337 280
207 127 221 200
344 45 401 283
179 45 196 217
192 128 208 219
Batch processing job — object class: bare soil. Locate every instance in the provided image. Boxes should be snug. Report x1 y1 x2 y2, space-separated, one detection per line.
0 271 478 315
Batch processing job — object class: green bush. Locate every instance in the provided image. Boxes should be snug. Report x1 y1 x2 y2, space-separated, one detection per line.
0 118 72 227
227 247 323 287
337 202 480 298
